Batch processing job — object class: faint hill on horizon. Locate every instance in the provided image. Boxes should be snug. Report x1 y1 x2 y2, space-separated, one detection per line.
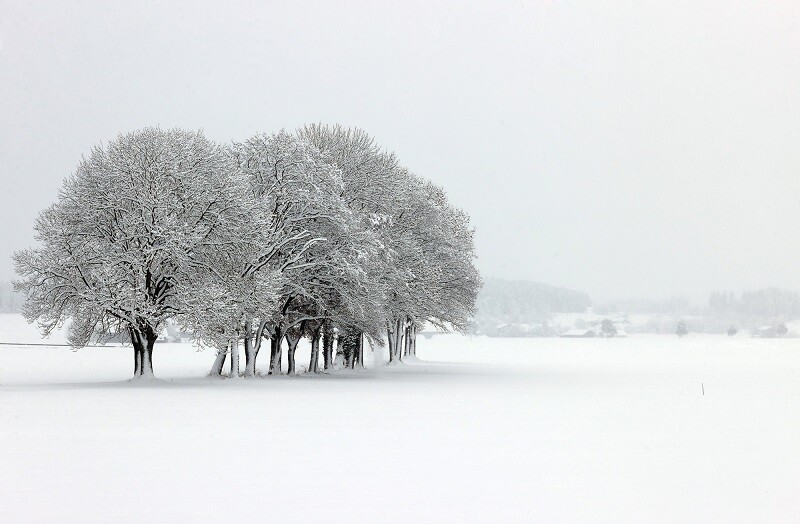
475 278 592 335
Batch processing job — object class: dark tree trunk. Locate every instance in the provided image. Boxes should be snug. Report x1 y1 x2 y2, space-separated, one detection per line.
386 322 395 364
285 333 300 375
134 344 142 376
243 321 253 377
397 319 404 362
229 337 239 378
130 327 156 378
353 331 364 368
387 318 404 363
269 327 283 375
309 332 321 373
141 328 156 377
322 326 334 371
130 328 143 377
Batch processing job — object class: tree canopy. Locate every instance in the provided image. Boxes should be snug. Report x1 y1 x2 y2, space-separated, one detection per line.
14 126 481 378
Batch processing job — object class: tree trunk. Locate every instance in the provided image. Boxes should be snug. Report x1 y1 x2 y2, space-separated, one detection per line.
243 321 253 377
386 321 396 364
269 328 283 375
309 332 320 373
134 344 142 376
340 327 354 369
409 325 417 357
210 347 227 376
397 318 405 362
285 332 300 375
130 328 144 377
246 320 268 377
229 337 239 378
335 333 344 365
388 318 404 363
322 327 334 371
354 331 364 368
140 329 156 378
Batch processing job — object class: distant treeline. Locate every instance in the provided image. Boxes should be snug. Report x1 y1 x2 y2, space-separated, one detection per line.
708 288 800 319
0 281 23 313
598 288 800 321
475 278 591 334
595 296 697 316
478 282 800 337
599 287 800 335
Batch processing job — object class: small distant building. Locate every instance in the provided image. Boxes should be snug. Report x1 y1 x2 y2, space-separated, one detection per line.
560 328 596 338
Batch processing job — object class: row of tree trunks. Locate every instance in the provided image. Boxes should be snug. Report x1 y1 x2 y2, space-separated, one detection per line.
243 320 268 377
210 320 379 376
338 327 364 369
403 323 417 358
387 318 404 363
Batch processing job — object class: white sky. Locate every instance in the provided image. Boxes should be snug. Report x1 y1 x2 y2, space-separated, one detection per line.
1 0 798 302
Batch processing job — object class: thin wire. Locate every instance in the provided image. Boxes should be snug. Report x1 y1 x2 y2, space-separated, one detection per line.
0 342 125 348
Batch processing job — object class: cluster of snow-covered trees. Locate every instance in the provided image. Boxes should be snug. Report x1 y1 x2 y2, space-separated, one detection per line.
14 126 480 379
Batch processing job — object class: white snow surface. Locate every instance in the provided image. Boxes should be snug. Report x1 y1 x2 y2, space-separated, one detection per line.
1 314 799 522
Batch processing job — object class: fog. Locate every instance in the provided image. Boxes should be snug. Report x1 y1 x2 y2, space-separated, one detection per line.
1 0 798 302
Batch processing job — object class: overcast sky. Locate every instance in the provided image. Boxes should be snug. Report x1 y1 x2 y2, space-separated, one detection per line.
1 0 799 302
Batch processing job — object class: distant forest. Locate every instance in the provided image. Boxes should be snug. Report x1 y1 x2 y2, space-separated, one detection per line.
477 282 800 336
474 278 591 335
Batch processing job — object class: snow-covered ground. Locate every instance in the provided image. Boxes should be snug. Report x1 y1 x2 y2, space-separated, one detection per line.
1 314 799 522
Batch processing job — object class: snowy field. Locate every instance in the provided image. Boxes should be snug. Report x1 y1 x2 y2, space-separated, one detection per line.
1 314 799 522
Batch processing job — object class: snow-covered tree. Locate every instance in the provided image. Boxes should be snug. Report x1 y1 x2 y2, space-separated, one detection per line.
299 124 480 364
227 130 370 375
601 318 617 337
676 319 688 337
14 128 241 378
